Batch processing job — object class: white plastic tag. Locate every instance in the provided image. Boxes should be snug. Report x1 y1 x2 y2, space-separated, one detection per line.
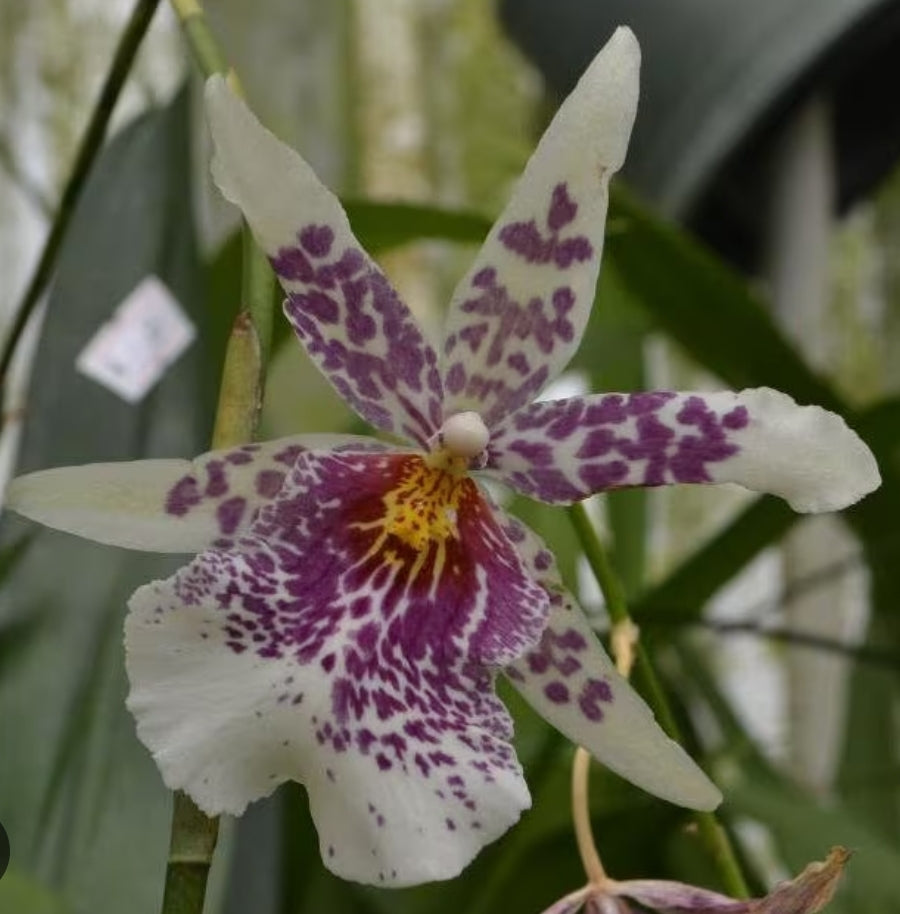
75 277 196 403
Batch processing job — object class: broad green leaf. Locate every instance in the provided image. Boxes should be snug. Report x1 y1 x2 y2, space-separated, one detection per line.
344 200 491 254
632 496 794 625
0 88 229 914
605 185 900 595
727 771 900 914
836 613 900 842
0 865 69 914
633 396 900 627
682 644 900 914
607 185 842 408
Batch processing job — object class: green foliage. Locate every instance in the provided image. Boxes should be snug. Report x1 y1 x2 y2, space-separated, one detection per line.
0 89 229 914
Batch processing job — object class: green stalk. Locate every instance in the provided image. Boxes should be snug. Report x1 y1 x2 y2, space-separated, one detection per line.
168 0 228 77
161 792 220 914
567 502 750 898
0 0 162 389
168 0 275 392
158 4 276 913
241 222 274 369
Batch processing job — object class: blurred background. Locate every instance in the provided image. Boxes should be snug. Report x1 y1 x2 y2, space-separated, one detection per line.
0 1 899 912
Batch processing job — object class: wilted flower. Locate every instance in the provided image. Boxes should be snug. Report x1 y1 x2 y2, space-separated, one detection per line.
540 846 849 914
5 28 878 886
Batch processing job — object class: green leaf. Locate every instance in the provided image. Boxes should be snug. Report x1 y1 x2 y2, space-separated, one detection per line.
606 185 840 407
727 770 900 914
606 184 900 591
836 612 900 842
633 496 795 625
0 865 69 914
343 200 490 254
0 88 227 914
682 644 900 914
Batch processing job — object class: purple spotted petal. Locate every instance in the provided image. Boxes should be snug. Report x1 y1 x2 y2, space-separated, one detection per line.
205 77 443 446
501 514 721 811
440 29 638 427
486 389 879 512
4 434 378 553
126 448 549 885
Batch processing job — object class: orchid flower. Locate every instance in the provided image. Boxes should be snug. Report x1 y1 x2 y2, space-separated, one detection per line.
4 28 879 887
540 847 849 914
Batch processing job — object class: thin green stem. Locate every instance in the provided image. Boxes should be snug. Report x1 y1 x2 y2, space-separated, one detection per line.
242 223 274 369
169 0 229 77
0 0 162 389
567 503 679 735
572 747 607 886
694 815 751 898
161 792 220 914
168 0 274 395
566 502 750 898
157 5 277 914
154 359 253 914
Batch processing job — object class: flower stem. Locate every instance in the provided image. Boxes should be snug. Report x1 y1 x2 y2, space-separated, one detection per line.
167 0 275 393
161 792 220 914
571 747 607 886
159 5 275 914
567 503 679 735
168 0 228 76
241 220 274 369
0 0 162 391
570 619 638 886
566 502 750 899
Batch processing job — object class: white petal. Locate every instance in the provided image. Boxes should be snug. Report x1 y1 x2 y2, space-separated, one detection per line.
704 387 880 513
501 515 722 811
440 27 639 427
488 388 880 512
127 587 529 885
4 434 378 552
205 76 443 446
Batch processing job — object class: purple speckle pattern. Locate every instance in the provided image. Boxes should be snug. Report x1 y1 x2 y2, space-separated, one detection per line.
488 392 751 504
159 437 391 545
161 440 302 541
442 182 595 426
130 449 548 883
272 224 443 446
510 601 613 724
498 184 594 268
500 515 617 743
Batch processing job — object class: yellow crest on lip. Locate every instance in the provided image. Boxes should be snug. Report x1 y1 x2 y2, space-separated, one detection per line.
348 454 481 592
380 457 469 552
